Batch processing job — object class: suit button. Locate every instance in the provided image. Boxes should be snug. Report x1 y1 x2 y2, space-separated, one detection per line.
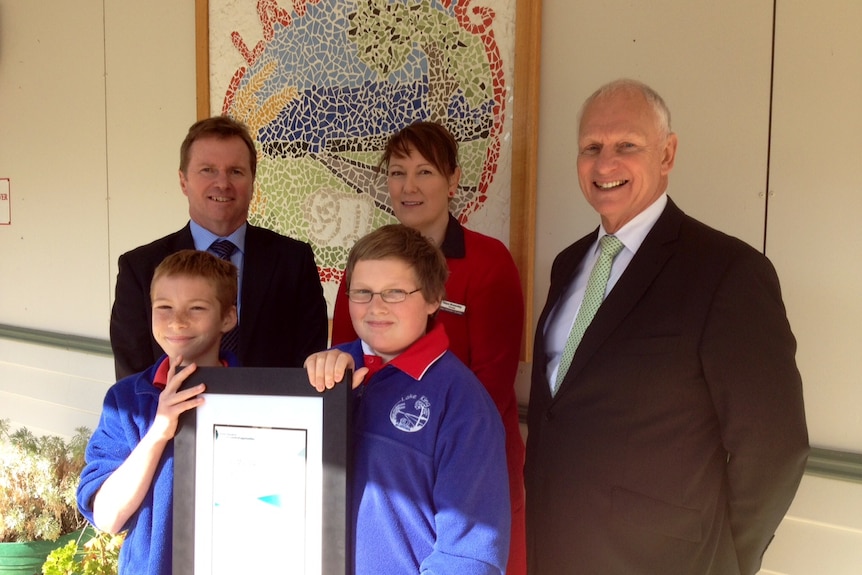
544 410 554 422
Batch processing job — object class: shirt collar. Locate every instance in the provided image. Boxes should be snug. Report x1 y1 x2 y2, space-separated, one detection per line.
361 354 385 380
190 220 248 254
598 193 667 255
439 213 465 259
360 322 449 381
152 356 230 388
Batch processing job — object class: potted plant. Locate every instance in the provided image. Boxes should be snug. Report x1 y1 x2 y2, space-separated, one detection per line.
42 528 124 575
0 419 89 574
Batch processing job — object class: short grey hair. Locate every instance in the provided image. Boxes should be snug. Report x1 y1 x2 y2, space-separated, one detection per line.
578 79 672 139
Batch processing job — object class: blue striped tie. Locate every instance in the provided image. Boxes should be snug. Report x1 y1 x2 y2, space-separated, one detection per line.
208 240 239 355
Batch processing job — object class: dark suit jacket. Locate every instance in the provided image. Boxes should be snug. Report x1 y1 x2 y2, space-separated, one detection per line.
110 223 328 379
525 198 808 575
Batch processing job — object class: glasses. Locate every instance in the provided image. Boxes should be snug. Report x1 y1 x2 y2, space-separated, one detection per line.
346 288 422 304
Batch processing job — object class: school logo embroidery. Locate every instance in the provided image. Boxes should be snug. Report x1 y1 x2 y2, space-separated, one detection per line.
390 394 431 433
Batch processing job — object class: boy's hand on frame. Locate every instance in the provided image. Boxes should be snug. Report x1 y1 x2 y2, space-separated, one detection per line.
305 350 368 391
151 355 205 441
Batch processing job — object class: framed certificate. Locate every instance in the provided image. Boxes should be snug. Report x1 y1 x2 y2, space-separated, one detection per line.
173 367 352 575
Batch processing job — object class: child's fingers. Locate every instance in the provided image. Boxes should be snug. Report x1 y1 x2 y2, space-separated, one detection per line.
173 393 206 415
167 355 183 378
159 358 205 407
168 382 207 405
304 351 354 391
352 367 369 389
305 353 328 392
151 389 205 441
163 357 198 391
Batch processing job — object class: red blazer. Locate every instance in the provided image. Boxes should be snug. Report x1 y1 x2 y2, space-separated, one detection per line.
526 198 808 575
110 222 328 378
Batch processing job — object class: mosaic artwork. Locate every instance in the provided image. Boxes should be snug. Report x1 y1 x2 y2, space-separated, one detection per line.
208 0 517 310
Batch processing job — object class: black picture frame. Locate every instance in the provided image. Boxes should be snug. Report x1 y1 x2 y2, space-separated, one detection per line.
173 367 352 575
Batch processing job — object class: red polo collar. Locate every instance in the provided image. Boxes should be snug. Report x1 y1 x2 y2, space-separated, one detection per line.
153 356 229 389
364 322 449 381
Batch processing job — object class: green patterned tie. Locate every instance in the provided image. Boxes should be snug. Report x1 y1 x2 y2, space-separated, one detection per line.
553 235 624 395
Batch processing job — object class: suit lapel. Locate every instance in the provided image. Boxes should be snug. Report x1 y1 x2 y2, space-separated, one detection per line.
175 223 195 251
537 236 594 342
556 200 685 393
532 233 596 401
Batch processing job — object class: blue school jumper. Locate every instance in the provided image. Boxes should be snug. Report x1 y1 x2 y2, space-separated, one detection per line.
342 323 510 575
77 353 238 575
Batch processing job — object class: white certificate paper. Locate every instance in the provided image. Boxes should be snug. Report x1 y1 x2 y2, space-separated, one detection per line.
211 425 307 573
193 394 324 574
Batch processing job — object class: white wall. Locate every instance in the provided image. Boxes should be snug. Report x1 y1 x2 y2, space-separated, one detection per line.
0 0 195 341
0 1 110 337
0 0 195 432
767 0 862 452
0 338 113 437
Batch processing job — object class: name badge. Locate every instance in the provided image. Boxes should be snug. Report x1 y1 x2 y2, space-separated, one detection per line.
440 300 466 315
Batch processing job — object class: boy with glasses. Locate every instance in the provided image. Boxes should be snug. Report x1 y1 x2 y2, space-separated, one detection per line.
305 224 511 575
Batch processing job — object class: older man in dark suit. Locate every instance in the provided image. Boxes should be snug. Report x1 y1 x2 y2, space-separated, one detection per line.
525 79 808 575
110 116 327 378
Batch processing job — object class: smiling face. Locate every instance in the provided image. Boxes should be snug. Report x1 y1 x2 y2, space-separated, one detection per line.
577 89 678 233
387 147 460 244
179 135 254 237
348 258 440 363
151 274 237 366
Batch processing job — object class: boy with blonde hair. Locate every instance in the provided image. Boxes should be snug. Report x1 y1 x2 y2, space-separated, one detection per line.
78 250 239 575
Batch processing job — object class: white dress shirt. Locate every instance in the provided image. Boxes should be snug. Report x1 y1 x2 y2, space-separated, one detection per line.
544 194 668 390
190 220 247 319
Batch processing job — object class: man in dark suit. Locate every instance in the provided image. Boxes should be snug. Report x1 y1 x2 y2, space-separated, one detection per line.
110 116 328 378
525 79 808 575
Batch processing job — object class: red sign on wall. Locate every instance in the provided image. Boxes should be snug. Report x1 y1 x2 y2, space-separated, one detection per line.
0 178 10 225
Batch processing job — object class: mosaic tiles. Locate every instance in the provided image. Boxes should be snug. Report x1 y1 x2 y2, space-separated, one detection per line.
210 0 515 308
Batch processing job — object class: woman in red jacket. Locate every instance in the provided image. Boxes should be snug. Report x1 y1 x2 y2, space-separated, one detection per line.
331 121 526 575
